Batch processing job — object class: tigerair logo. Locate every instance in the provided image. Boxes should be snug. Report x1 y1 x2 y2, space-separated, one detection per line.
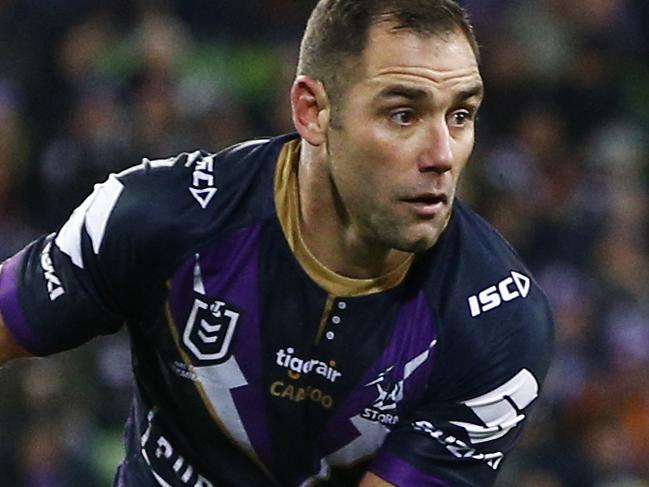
270 348 341 410
275 348 342 383
467 271 530 317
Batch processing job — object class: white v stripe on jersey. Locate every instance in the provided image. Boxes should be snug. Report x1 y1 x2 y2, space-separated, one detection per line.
55 175 124 268
85 175 124 255
55 191 95 268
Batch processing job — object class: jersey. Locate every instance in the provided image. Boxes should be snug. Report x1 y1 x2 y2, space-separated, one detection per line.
0 133 554 487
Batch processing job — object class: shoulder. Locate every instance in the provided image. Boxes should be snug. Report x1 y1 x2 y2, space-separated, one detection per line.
103 135 293 239
55 134 296 277
371 202 555 485
421 200 555 401
114 134 293 224
424 200 540 306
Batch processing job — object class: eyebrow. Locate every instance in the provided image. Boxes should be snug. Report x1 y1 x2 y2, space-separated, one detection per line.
376 83 484 102
377 85 429 101
458 84 484 101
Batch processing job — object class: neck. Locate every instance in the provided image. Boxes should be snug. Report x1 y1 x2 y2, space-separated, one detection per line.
297 143 411 279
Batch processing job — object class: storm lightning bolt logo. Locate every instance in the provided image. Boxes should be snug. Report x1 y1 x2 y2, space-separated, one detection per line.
300 339 437 485
365 366 403 414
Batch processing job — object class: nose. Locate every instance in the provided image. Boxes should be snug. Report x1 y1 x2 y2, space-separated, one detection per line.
418 121 453 173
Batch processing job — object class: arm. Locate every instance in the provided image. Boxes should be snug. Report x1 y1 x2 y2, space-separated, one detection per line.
359 472 395 487
0 155 209 363
0 176 140 359
0 311 30 365
0 264 31 365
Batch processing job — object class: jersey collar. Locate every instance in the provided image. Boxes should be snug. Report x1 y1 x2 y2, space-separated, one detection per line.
274 139 414 297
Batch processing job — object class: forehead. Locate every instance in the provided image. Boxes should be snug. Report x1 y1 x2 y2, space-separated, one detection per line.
354 22 481 96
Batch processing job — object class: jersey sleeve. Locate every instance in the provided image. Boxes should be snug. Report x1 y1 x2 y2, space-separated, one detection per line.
0 153 215 356
368 269 554 486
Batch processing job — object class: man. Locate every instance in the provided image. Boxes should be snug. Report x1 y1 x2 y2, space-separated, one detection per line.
0 1 554 485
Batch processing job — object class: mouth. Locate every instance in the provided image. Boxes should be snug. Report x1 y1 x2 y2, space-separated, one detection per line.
401 193 449 217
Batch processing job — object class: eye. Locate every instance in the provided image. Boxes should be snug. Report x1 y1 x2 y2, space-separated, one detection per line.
390 109 417 126
448 109 474 128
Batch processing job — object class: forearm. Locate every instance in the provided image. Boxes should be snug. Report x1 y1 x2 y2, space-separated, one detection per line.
359 472 395 487
0 265 31 365
0 313 30 365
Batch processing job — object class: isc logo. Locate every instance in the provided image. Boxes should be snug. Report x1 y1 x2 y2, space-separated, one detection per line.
467 271 530 317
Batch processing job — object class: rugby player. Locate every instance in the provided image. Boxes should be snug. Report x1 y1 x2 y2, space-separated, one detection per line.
0 1 554 485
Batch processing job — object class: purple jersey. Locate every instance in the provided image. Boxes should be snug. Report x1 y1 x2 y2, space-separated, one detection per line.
0 134 554 486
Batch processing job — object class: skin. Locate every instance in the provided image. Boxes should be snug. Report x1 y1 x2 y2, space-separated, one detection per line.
0 316 28 365
0 265 30 366
292 23 483 279
292 22 483 486
0 265 30 365
1 18 483 487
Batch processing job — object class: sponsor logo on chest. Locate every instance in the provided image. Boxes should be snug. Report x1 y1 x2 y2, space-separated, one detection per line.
270 348 342 410
275 347 342 383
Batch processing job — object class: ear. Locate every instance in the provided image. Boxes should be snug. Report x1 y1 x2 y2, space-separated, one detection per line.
290 75 330 146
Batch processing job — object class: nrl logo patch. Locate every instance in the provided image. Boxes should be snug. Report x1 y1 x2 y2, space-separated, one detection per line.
182 296 240 365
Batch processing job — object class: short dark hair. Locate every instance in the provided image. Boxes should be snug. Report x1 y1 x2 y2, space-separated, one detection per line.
298 0 479 109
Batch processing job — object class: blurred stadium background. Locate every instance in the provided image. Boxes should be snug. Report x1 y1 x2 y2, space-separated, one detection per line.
0 0 647 485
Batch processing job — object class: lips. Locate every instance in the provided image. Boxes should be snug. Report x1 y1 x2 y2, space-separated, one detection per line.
401 193 448 217
403 193 448 205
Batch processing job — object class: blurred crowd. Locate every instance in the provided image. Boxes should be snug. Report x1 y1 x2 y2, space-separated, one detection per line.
0 0 647 486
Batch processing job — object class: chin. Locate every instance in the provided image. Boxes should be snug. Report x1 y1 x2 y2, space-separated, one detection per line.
390 230 441 254
398 238 437 254
373 218 446 253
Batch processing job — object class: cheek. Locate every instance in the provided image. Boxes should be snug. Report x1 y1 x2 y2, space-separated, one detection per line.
329 125 406 196
357 153 400 198
456 132 476 161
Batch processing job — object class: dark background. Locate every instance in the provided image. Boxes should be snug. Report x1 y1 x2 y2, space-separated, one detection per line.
0 0 648 485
